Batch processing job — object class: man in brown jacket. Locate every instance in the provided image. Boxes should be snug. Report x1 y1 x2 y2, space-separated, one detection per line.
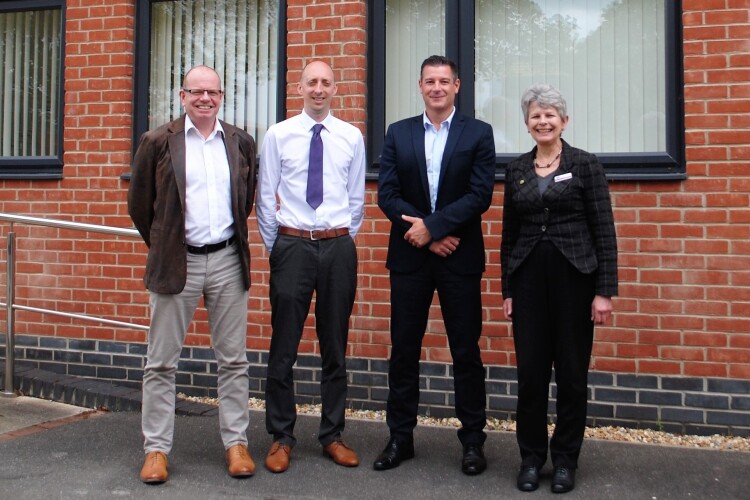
128 65 256 484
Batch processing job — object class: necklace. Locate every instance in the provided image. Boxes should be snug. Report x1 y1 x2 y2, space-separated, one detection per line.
534 148 562 169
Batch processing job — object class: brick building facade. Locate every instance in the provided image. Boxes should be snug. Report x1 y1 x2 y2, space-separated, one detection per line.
1 0 749 436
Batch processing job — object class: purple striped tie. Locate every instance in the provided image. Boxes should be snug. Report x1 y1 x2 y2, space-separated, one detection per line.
307 123 324 209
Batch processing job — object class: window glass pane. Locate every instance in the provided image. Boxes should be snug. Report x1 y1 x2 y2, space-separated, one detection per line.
0 8 61 157
385 0 445 128
150 0 278 145
475 0 666 154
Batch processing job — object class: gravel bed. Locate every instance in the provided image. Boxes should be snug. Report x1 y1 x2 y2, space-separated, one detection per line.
179 394 750 452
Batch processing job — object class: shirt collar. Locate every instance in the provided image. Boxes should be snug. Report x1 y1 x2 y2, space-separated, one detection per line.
423 107 456 131
185 114 224 139
300 110 333 132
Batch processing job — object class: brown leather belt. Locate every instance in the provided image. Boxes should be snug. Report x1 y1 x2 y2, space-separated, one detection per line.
278 226 349 240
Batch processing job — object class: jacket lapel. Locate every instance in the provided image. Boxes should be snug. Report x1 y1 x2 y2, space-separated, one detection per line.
437 113 464 191
221 120 240 214
168 115 187 213
516 150 541 204
410 116 431 207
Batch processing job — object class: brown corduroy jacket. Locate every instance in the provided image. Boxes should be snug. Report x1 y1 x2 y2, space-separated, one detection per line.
127 115 256 294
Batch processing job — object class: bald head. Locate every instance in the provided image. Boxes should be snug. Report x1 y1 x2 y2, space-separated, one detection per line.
298 61 337 121
182 65 222 89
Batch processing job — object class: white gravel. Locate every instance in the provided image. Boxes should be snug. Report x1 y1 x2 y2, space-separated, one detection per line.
178 394 750 453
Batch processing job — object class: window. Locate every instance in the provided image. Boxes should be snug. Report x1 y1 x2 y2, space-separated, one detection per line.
383 0 446 129
0 0 64 179
368 0 685 179
133 0 285 152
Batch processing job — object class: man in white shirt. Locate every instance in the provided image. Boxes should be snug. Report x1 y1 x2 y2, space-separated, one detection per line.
128 65 257 484
255 60 366 473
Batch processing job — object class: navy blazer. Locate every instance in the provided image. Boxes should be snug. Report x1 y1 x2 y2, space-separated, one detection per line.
501 140 618 298
128 115 257 294
378 112 496 275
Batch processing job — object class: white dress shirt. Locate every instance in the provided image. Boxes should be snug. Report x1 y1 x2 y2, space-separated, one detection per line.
184 115 234 246
424 107 455 213
256 110 366 252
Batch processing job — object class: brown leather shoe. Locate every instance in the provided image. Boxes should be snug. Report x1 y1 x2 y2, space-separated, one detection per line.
265 441 291 473
140 451 168 484
226 444 255 478
323 440 360 467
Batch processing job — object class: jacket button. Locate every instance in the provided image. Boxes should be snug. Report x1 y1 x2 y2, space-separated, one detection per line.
541 225 547 232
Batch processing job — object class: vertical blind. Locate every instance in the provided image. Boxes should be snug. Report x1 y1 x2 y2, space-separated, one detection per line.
150 0 278 145
385 0 446 128
475 0 666 154
383 0 667 155
0 8 61 157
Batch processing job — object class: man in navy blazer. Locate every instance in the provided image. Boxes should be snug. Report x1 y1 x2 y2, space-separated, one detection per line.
374 55 496 475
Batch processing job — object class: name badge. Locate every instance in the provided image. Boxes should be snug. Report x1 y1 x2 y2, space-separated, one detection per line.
554 172 572 183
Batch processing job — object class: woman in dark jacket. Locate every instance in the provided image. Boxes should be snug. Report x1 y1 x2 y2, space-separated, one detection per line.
501 84 618 494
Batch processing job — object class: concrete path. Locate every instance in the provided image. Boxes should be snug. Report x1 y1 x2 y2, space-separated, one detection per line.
0 395 93 436
1 396 748 499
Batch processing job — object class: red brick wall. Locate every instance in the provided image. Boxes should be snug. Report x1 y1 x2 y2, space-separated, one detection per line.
627 0 750 380
0 0 146 344
1 0 749 380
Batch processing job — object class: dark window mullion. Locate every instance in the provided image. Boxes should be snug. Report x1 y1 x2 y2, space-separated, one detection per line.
131 0 151 163
366 0 386 175
448 0 475 117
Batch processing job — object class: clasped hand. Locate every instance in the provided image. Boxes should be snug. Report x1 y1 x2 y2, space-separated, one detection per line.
402 214 459 258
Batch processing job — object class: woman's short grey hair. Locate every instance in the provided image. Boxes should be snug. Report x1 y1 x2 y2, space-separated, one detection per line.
521 84 567 123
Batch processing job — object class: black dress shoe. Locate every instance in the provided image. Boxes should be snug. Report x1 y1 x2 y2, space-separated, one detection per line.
517 465 540 492
461 445 486 475
551 466 576 493
373 438 415 471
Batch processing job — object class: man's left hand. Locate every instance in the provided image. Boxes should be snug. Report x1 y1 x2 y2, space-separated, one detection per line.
429 236 460 258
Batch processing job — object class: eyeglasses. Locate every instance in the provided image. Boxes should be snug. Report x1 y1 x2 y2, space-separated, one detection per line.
182 88 223 97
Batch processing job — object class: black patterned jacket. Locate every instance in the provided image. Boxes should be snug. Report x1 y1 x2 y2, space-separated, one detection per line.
501 139 618 298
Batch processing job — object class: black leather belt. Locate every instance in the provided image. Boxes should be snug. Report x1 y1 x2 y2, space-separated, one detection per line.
278 226 349 240
186 236 236 255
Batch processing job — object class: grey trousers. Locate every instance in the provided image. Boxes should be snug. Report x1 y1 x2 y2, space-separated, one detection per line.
141 243 250 454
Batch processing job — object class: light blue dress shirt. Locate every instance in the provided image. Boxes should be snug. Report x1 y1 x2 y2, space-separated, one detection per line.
423 107 455 213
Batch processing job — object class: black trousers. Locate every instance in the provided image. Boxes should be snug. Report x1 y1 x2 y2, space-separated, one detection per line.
511 240 595 469
387 255 487 447
265 234 357 447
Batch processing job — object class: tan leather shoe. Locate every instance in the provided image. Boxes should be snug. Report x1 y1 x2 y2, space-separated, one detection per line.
226 444 255 478
323 440 359 467
140 451 168 484
265 441 291 473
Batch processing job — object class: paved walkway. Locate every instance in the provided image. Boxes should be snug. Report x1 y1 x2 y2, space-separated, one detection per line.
0 395 94 437
1 394 748 499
